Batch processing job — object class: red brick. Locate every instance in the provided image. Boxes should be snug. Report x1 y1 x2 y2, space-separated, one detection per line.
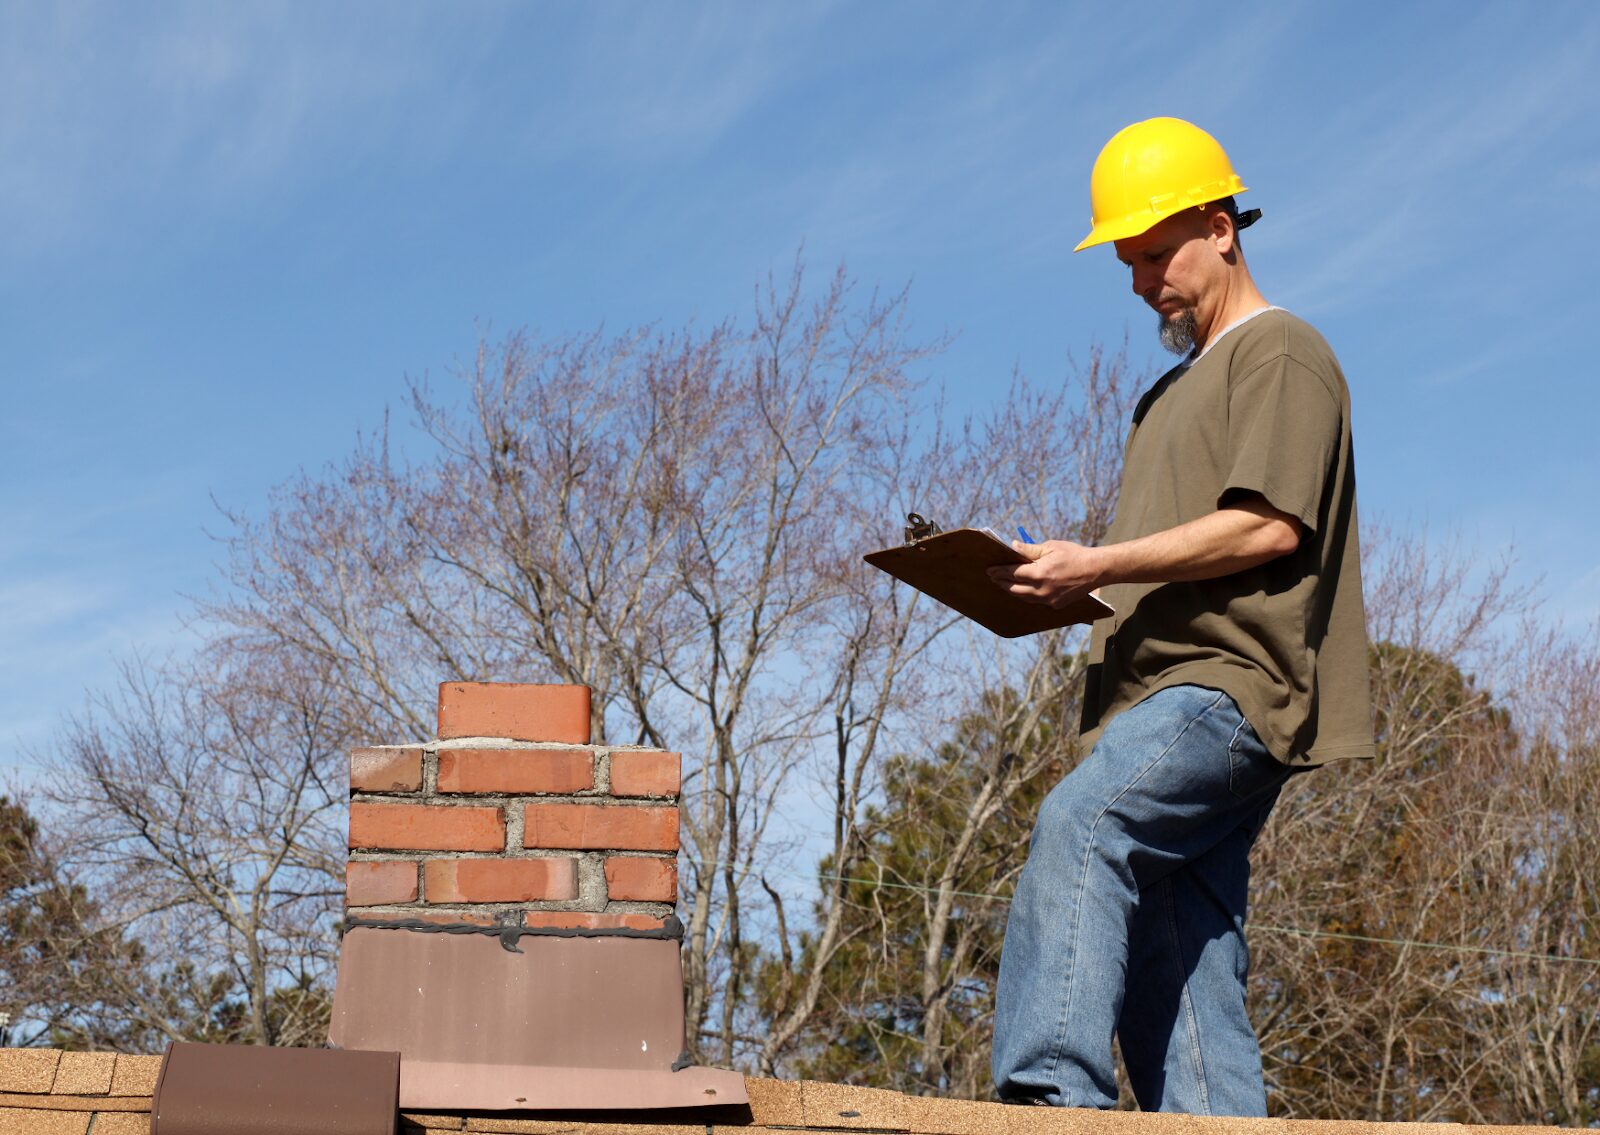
437 748 593 794
604 856 678 902
349 802 504 851
609 750 681 797
522 803 678 852
523 911 668 932
423 858 579 903
349 747 423 793
346 860 419 906
437 682 590 744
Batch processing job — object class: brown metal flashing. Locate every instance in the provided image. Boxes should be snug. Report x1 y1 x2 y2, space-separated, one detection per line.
329 927 746 1111
343 913 684 947
150 1041 399 1135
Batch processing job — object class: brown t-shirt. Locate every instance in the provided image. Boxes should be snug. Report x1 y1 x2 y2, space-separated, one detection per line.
1079 308 1375 765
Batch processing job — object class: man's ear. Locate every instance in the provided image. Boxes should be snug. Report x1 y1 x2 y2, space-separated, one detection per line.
1209 207 1238 256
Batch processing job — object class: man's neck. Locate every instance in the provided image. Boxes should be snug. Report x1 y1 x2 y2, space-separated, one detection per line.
1194 274 1270 351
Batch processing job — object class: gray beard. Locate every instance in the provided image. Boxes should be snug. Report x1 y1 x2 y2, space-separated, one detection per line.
1158 308 1197 355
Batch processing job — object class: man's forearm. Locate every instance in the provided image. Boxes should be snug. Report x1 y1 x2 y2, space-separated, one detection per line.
989 495 1302 607
1088 500 1301 587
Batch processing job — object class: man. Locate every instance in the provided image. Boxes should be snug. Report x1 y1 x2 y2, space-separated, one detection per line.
987 118 1374 1116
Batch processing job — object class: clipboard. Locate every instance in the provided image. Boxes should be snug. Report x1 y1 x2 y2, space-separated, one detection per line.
863 514 1114 638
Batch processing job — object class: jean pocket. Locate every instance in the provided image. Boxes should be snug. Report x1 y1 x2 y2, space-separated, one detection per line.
1227 716 1288 801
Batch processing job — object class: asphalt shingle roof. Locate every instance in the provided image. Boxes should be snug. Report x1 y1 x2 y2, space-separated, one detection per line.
0 1049 1574 1135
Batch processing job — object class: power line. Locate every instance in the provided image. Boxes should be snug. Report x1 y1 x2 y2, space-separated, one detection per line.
778 868 1600 970
1250 925 1600 968
21 789 1599 972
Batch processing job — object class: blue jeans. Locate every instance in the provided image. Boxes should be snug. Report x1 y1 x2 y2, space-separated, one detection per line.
992 685 1291 1115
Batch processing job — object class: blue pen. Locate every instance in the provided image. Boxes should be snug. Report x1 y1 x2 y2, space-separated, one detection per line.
1017 526 1036 544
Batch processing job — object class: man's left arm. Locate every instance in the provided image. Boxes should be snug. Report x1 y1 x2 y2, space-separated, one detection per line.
988 492 1301 608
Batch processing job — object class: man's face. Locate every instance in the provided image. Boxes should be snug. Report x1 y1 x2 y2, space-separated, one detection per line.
1113 209 1225 354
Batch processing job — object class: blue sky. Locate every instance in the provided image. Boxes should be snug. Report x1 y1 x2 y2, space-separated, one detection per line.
4 1 1598 778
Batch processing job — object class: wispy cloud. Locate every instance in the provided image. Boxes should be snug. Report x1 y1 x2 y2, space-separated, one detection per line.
0 1 841 258
1553 562 1600 627
0 579 193 771
0 2 501 253
1268 5 1600 315
0 459 216 770
516 3 835 161
0 577 116 634
744 6 1304 268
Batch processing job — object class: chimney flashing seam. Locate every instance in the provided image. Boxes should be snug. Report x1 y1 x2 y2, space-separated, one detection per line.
343 913 685 944
351 790 674 808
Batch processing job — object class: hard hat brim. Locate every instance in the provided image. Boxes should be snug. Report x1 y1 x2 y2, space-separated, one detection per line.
1072 183 1250 253
1073 214 1160 253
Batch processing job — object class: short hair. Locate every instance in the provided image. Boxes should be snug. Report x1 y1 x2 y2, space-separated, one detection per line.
1209 195 1261 238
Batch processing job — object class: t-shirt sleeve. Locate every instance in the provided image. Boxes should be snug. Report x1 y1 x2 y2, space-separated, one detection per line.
1220 354 1341 533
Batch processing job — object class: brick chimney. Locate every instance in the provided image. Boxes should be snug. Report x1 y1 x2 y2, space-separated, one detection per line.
345 682 680 934
328 682 745 1113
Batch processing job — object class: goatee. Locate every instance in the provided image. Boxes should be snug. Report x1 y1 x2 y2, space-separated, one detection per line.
1158 308 1197 356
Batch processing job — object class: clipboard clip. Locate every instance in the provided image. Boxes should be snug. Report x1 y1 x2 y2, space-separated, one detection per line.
903 512 943 544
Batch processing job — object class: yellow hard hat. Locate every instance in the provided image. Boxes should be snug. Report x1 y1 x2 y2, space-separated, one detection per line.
1074 117 1249 252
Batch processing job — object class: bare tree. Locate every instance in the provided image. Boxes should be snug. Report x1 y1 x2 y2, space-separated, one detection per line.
1476 625 1600 1125
1247 528 1591 1122
756 348 1139 1089
27 252 1597 1124
199 260 958 1063
2 789 156 1049
36 649 344 1049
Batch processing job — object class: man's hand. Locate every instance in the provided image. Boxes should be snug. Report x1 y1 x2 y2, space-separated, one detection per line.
987 540 1104 608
